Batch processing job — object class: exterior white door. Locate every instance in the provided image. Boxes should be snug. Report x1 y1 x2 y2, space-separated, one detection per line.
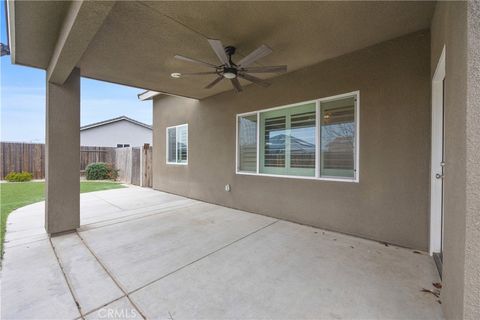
430 47 446 266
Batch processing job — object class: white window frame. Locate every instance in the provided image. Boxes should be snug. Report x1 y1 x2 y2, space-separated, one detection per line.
235 91 360 183
166 123 188 165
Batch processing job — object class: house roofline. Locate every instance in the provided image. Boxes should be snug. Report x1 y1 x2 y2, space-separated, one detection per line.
80 116 152 131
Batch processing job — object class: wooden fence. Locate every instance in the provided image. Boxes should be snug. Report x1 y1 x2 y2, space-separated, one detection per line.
80 146 116 171
113 144 152 187
115 147 140 185
141 144 153 188
0 142 45 179
0 142 153 187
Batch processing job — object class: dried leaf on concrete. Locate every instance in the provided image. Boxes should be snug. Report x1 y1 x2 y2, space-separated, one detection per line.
421 288 440 298
433 282 442 289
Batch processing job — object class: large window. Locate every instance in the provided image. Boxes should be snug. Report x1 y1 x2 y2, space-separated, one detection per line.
236 92 359 181
166 124 188 165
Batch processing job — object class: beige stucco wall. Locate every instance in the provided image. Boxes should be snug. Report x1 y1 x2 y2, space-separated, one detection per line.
431 1 480 319
152 31 431 250
45 68 80 234
465 2 480 318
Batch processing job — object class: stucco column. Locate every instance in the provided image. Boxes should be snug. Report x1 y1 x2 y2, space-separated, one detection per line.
45 68 80 234
464 1 480 318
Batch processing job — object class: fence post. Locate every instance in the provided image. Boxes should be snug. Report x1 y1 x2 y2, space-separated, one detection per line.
140 143 148 187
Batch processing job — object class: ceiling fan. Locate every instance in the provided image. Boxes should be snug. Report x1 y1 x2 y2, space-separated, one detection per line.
172 39 287 93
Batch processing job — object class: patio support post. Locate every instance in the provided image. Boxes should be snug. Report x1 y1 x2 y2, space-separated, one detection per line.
45 68 80 234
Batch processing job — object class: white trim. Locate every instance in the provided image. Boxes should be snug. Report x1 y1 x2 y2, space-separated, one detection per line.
235 114 239 172
430 46 446 255
166 123 188 165
256 112 260 174
138 90 161 101
137 90 200 101
355 92 360 182
315 100 320 178
235 91 360 183
6 0 15 64
236 171 357 183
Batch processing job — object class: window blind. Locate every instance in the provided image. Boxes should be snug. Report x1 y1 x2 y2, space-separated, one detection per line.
290 111 316 169
238 115 257 172
264 115 286 168
321 97 355 177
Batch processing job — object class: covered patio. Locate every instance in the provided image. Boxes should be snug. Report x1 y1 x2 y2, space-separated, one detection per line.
4 1 479 319
2 187 443 319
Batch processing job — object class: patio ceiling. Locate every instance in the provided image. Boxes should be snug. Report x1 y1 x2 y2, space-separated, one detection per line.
9 1 435 99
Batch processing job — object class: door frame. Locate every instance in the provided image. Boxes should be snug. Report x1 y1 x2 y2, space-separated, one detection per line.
430 46 446 255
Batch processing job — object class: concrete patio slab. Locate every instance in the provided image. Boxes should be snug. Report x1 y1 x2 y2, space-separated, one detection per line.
78 201 277 292
4 202 46 246
50 233 124 315
131 220 443 319
84 297 143 320
1 239 80 320
1 186 444 319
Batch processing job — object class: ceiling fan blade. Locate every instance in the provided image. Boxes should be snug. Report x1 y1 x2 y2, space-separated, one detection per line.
205 76 223 89
174 55 217 68
237 44 272 67
180 71 219 76
231 78 243 92
242 65 287 74
239 73 271 87
207 39 230 66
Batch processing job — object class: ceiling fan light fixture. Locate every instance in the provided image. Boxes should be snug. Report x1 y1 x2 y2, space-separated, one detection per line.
223 72 236 79
222 67 237 79
170 72 182 78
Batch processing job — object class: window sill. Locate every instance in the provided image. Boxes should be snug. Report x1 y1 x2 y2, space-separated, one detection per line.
166 162 188 166
235 171 359 183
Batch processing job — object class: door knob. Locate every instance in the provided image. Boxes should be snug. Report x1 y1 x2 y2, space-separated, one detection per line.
435 173 444 179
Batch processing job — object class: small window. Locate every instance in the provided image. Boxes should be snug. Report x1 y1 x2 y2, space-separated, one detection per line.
124 144 130 147
166 124 188 165
117 144 123 148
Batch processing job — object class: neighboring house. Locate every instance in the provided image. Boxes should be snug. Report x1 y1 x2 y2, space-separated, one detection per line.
80 116 152 147
5 1 479 319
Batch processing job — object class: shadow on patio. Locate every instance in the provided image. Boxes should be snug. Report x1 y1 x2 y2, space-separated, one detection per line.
2 186 443 319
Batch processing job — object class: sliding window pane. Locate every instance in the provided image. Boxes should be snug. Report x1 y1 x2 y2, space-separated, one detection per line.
320 96 355 178
260 103 316 176
290 110 316 169
167 127 176 163
238 115 257 172
176 125 188 163
263 114 286 170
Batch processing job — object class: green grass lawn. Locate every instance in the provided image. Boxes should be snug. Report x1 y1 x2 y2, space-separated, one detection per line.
0 181 125 255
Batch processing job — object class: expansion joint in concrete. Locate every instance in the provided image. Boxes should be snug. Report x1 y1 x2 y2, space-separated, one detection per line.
75 231 147 319
48 236 85 319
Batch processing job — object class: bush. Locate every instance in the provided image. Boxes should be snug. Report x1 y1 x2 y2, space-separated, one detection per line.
85 162 118 180
5 171 33 182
